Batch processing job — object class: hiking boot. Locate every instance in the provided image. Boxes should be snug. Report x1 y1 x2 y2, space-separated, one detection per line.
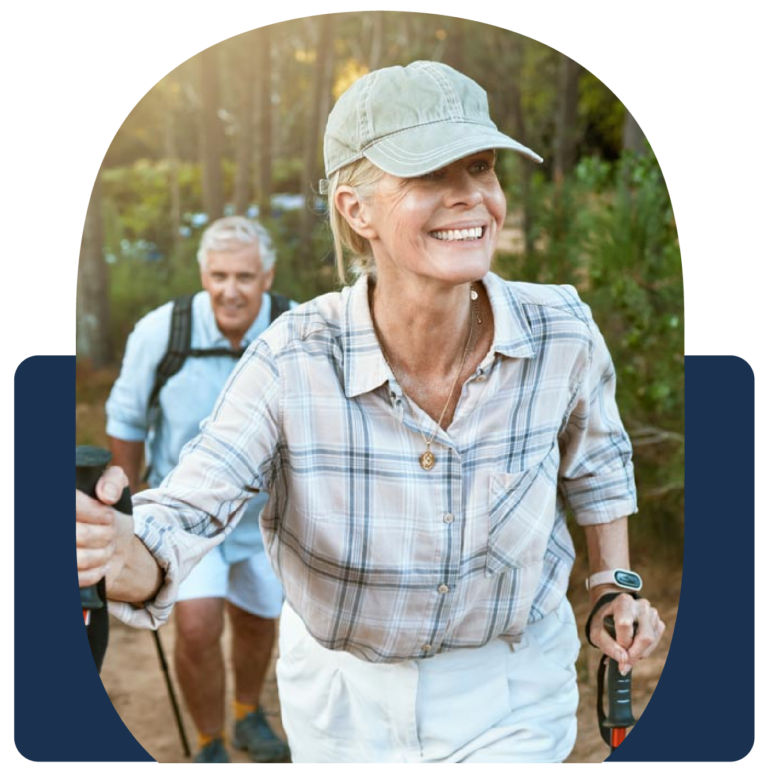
233 708 290 763
193 737 230 763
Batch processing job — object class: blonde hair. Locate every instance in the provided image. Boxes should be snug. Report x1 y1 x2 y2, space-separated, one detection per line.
327 158 387 284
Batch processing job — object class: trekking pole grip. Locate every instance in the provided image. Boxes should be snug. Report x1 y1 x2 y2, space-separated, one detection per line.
603 615 637 729
76 446 132 609
76 446 112 611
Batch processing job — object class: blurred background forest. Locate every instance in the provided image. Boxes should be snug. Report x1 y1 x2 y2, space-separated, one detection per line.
76 11 683 557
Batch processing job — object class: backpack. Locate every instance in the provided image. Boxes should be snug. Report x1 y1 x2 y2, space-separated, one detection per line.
141 291 291 483
147 291 291 412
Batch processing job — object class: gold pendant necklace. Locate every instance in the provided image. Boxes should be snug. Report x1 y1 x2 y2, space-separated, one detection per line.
376 285 479 471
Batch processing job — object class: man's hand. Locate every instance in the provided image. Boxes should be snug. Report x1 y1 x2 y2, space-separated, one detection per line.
588 592 666 675
76 466 133 589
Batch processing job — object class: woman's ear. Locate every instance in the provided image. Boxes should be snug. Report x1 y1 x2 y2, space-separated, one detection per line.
335 186 378 240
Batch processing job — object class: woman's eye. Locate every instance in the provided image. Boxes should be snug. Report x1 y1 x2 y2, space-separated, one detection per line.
419 170 444 181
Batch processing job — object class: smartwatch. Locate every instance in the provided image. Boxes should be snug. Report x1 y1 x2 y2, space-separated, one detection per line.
585 568 643 593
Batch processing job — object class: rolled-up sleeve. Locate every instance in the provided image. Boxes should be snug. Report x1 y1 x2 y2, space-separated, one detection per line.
109 339 283 629
105 305 171 442
558 317 637 526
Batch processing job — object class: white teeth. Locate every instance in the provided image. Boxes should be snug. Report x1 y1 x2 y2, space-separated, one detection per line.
430 227 483 241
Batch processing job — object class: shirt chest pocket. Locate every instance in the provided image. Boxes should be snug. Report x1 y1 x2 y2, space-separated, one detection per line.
486 444 560 576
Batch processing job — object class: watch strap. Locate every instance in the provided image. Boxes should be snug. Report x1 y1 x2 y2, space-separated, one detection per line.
585 568 643 592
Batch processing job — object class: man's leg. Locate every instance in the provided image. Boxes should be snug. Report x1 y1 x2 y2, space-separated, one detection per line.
174 546 231 761
174 597 228 757
227 603 275 703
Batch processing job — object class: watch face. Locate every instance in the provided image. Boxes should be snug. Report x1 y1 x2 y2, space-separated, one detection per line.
615 570 642 590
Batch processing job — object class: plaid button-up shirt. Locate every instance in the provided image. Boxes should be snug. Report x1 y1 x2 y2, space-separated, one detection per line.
112 272 637 663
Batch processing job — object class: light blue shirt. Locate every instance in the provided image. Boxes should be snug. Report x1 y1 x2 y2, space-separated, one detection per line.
106 290 294 562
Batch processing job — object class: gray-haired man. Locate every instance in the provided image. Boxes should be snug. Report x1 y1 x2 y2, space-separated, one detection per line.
106 217 293 763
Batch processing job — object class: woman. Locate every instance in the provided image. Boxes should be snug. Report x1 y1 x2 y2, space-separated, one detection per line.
77 61 665 763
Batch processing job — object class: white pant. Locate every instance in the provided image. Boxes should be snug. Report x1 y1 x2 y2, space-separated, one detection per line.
276 598 580 763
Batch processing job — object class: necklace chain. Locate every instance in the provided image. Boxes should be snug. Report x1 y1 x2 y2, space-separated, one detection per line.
376 285 479 471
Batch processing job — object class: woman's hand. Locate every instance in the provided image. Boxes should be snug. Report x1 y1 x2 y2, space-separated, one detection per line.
588 591 666 675
76 466 133 589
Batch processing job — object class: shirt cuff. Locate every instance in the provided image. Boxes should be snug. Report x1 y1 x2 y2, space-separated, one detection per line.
106 417 148 442
108 500 229 629
563 462 639 526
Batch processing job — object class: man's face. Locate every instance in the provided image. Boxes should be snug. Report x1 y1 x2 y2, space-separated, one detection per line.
200 243 274 345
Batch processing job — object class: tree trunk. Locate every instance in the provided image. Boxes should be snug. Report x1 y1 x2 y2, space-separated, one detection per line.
257 25 273 218
554 53 582 183
234 33 257 215
76 172 112 367
164 104 181 253
368 11 386 71
445 16 465 71
623 108 648 155
300 14 335 262
199 45 224 220
503 34 535 261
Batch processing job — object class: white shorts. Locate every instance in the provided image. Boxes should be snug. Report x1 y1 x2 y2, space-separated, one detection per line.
276 597 580 763
177 543 283 619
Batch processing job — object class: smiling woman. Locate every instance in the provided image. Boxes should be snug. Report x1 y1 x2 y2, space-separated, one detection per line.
338 150 506 290
78 60 666 764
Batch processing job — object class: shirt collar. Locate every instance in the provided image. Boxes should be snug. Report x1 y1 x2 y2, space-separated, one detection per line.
482 271 537 360
199 291 271 349
341 272 537 399
342 275 390 398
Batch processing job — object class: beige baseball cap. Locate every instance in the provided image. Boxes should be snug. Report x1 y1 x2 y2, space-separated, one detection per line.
323 60 543 183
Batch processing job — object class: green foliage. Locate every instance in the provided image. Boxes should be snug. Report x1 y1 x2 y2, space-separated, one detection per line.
108 240 201 352
102 160 204 248
272 158 308 193
586 154 684 553
578 72 624 159
264 210 338 302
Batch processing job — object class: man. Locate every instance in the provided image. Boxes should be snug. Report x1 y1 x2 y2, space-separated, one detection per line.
105 216 292 763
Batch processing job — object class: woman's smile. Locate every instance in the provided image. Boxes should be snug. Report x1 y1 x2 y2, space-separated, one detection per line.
363 150 506 285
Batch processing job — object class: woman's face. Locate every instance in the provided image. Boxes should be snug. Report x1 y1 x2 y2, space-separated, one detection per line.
362 150 506 288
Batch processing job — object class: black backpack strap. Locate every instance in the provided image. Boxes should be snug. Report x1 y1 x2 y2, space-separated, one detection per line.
269 292 291 323
142 295 194 483
146 291 288 419
147 294 195 412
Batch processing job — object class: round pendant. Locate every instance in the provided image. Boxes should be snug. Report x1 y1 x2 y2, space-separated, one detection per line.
419 450 436 470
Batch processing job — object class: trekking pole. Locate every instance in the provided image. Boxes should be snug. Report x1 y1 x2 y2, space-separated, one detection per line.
153 629 191 758
76 445 190 756
597 615 636 751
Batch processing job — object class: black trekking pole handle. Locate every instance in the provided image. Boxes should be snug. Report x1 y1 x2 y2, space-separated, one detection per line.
76 446 113 616
597 615 637 750
76 446 133 616
76 445 133 674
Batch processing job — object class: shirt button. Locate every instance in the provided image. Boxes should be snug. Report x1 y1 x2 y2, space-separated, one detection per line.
438 584 449 594
443 513 455 524
421 644 432 652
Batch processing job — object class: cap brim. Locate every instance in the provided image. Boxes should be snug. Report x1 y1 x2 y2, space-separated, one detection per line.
363 122 543 177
